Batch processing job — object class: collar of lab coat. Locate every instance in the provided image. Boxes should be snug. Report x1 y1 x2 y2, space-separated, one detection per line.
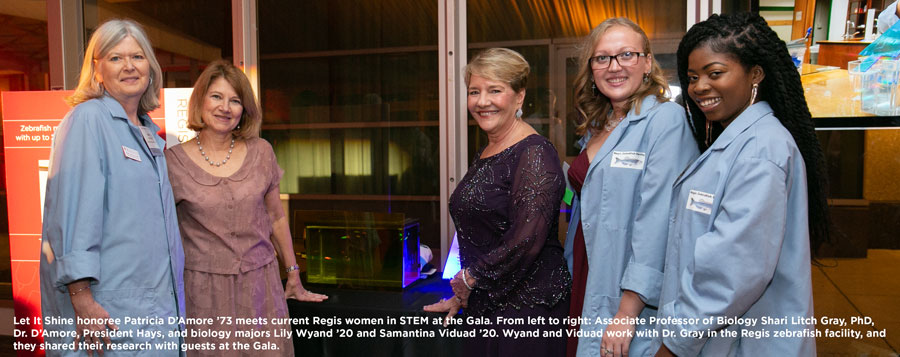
708 101 773 152
673 101 774 187
577 94 664 149
99 94 156 130
580 95 665 178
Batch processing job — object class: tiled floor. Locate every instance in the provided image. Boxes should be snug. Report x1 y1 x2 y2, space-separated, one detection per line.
814 249 900 356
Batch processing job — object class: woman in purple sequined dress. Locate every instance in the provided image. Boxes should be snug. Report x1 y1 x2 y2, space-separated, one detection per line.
424 48 571 356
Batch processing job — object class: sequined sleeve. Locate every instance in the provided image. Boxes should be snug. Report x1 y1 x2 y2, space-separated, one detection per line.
467 142 565 301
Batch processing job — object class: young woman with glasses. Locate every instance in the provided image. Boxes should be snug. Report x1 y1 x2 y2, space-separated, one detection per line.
564 18 699 357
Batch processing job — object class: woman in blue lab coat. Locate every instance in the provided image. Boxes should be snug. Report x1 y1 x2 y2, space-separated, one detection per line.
40 19 185 355
652 12 829 357
564 18 699 357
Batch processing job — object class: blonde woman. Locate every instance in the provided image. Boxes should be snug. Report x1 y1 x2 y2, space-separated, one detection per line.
425 48 571 356
40 19 184 355
563 18 698 357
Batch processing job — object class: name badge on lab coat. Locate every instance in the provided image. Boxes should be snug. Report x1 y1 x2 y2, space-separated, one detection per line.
686 189 714 215
122 145 141 162
610 151 646 170
138 126 163 156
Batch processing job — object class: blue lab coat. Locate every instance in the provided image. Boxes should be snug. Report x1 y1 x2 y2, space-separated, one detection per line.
652 102 816 356
40 95 185 354
564 95 699 356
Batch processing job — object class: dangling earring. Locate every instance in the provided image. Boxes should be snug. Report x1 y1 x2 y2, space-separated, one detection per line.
643 72 650 83
515 108 523 118
705 119 712 147
591 82 599 96
749 83 758 104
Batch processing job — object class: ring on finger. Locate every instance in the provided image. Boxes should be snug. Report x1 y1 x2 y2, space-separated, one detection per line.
604 348 613 355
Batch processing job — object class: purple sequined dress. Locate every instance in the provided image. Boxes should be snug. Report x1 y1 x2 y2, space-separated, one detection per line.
450 134 571 356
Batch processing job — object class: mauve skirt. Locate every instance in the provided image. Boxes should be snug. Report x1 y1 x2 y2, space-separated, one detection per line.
183 259 293 356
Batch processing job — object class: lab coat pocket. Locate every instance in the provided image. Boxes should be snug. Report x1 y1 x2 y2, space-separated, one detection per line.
93 289 173 345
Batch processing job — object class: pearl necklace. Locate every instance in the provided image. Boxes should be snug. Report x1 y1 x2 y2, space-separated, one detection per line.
604 115 626 132
196 134 234 167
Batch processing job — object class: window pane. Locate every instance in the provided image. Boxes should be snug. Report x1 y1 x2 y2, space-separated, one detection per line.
258 0 441 265
84 0 233 87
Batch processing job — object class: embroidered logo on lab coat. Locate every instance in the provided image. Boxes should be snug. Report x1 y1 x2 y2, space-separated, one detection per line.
610 151 646 170
686 189 714 215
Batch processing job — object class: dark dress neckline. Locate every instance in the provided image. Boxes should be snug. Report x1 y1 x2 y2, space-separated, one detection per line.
475 134 542 161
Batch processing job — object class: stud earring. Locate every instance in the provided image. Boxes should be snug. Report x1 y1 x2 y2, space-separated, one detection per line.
515 108 523 118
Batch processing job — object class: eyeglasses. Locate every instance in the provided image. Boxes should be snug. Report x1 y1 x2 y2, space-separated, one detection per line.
589 51 647 70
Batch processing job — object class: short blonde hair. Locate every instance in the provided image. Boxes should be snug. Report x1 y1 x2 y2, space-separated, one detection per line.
187 60 261 139
67 19 162 113
573 18 669 136
465 48 530 92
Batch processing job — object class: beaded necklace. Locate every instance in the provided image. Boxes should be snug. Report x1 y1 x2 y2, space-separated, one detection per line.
196 134 234 167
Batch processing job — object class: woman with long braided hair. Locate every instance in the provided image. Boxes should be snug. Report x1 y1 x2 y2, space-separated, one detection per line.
653 12 828 356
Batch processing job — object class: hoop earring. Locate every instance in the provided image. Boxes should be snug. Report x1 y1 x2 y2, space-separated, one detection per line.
750 83 758 104
515 108 523 118
149 76 153 86
705 119 712 147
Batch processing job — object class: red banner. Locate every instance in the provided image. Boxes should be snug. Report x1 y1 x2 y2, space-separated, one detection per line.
1 90 185 355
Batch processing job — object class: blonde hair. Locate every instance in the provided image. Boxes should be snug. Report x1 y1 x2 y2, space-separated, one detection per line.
574 18 669 136
465 48 530 92
67 19 162 113
187 60 261 139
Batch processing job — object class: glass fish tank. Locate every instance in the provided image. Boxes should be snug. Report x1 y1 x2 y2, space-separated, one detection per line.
295 210 420 288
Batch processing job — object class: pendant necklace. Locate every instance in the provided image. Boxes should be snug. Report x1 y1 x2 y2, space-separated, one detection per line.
604 115 625 132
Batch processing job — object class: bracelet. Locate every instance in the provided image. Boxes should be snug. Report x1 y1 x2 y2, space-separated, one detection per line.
69 285 90 296
285 264 300 274
461 269 473 290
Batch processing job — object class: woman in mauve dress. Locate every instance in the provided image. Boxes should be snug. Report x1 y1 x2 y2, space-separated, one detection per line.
166 60 327 356
425 48 571 357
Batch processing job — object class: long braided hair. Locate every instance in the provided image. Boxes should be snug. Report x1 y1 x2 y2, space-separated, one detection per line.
676 12 830 252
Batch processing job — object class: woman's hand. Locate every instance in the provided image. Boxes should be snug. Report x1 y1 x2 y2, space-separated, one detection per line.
423 296 462 327
449 269 474 305
600 313 636 357
284 274 327 302
69 286 118 356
